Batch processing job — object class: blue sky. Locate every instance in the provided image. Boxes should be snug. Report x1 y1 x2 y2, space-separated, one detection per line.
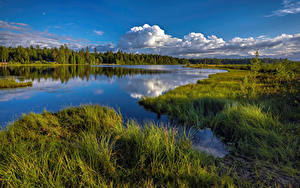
1 0 300 59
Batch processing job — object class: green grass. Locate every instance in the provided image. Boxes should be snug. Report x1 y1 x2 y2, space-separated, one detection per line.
0 105 234 187
0 78 32 89
139 63 300 186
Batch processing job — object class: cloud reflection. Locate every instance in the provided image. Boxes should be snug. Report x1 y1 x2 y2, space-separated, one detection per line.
118 66 225 99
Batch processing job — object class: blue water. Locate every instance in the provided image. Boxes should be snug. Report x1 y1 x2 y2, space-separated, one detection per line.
0 65 228 157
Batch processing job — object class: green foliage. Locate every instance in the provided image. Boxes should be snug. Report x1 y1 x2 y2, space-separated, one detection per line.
274 59 296 83
0 105 234 187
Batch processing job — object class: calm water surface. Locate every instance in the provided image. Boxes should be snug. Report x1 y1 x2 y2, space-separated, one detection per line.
0 65 227 157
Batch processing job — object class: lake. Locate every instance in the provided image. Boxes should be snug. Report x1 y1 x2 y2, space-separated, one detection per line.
0 65 228 157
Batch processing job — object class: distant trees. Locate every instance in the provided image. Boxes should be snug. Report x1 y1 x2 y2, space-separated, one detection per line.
58 45 66 64
0 45 188 65
188 56 290 65
1 45 295 65
0 46 9 62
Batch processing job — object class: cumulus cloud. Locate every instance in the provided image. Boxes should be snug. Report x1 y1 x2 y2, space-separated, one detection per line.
1 19 300 59
117 24 300 59
267 0 300 17
94 30 104 36
118 24 181 49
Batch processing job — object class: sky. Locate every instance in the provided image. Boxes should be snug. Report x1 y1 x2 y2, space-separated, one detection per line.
0 0 300 59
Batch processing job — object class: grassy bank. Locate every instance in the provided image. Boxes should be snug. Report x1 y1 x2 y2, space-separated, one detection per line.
139 62 300 186
0 78 32 89
0 105 234 187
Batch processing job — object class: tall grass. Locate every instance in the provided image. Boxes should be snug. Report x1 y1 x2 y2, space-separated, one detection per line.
0 105 234 187
139 63 300 186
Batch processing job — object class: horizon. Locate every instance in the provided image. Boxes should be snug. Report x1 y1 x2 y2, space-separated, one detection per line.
1 0 300 60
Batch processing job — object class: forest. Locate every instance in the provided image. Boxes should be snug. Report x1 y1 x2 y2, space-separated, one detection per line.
0 45 189 65
1 45 294 65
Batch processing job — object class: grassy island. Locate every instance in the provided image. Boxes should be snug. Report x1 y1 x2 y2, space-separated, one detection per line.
0 78 32 89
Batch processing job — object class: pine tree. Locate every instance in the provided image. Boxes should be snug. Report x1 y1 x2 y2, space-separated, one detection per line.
250 50 261 73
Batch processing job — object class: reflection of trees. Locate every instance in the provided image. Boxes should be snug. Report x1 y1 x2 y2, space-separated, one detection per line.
0 66 168 83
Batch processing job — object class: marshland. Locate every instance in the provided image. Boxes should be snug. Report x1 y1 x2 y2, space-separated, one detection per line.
0 47 299 187
1 0 300 186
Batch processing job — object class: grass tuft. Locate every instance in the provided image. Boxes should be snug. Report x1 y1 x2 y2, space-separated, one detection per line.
0 105 234 187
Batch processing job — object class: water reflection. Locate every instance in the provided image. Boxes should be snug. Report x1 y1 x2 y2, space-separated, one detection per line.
0 65 227 157
191 128 228 157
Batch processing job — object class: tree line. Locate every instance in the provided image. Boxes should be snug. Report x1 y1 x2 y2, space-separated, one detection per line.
0 45 297 65
0 45 189 65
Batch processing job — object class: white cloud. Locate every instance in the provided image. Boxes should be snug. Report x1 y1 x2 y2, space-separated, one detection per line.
0 20 92 49
0 31 62 48
0 30 88 49
267 0 300 17
1 20 300 60
0 20 114 51
94 30 104 36
10 22 28 27
117 24 300 60
118 66 225 99
0 20 27 31
94 89 103 95
118 24 181 49
91 43 115 52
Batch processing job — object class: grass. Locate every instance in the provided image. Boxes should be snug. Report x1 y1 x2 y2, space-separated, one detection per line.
0 105 234 187
139 63 300 186
0 78 32 89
